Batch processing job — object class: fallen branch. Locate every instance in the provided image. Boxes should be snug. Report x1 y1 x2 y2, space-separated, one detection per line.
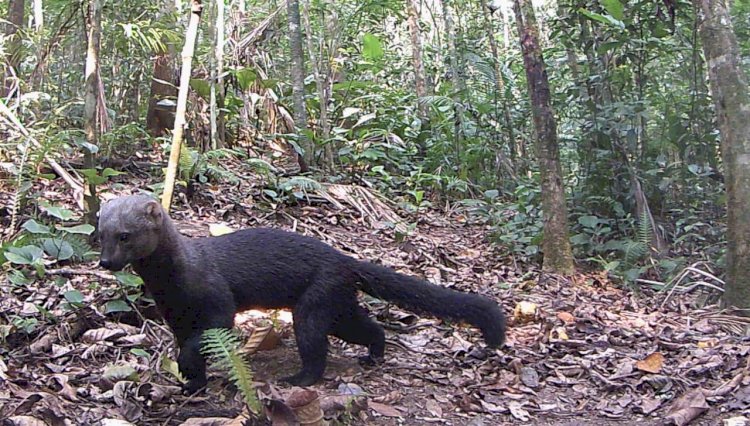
46 268 115 281
0 100 84 210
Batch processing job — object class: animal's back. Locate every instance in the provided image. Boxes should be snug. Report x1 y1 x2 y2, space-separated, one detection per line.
189 228 354 310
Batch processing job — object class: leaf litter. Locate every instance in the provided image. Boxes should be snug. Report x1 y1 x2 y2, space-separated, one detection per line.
1 171 749 425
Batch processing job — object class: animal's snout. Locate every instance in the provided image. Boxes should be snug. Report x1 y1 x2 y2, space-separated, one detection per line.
99 258 113 269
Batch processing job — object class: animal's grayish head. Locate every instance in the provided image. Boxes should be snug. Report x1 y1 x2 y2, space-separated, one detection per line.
98 194 165 271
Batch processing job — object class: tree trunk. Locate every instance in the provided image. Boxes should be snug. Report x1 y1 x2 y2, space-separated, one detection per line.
2 0 25 98
301 0 334 171
695 0 750 310
407 0 430 158
287 0 312 171
33 0 43 31
146 0 178 136
210 0 226 149
440 0 465 174
407 0 427 116
162 0 203 212
513 0 575 274
83 0 103 226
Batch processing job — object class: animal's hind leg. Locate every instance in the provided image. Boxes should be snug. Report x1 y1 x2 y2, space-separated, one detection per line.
333 307 385 366
282 292 335 386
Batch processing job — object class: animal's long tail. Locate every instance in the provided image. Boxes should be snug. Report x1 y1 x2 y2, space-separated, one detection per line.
354 261 506 347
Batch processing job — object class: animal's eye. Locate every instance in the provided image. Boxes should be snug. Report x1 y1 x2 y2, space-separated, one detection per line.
119 233 130 242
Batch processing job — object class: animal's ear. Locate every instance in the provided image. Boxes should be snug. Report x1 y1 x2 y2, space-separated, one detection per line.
144 200 163 225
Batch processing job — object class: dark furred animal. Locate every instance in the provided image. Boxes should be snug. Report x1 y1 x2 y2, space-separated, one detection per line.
98 194 506 392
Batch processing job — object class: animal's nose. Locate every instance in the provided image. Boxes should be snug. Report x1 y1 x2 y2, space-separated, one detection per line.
99 258 112 269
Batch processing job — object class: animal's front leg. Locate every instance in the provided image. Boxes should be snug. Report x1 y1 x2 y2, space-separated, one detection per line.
178 333 207 393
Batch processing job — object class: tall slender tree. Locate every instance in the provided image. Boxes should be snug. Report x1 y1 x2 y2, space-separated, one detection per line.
695 0 750 311
287 0 312 171
513 0 575 274
407 0 427 116
83 0 103 225
162 0 203 211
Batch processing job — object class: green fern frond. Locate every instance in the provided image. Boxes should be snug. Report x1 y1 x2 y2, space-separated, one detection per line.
637 209 653 248
178 146 199 181
418 95 455 110
623 240 647 266
464 52 497 85
201 328 260 413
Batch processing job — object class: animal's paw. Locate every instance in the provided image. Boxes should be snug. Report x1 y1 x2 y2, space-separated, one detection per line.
280 372 319 387
181 377 207 395
357 355 384 367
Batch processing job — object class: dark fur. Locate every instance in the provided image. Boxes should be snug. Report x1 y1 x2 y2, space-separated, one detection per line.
98 194 506 392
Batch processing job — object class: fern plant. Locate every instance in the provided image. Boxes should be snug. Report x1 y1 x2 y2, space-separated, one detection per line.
201 328 260 413
623 210 653 267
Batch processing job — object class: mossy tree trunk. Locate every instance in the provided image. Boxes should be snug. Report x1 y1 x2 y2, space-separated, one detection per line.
695 0 750 311
513 0 575 274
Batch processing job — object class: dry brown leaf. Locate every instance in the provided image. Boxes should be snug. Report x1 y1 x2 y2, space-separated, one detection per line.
514 301 538 324
425 399 442 417
550 326 569 340
557 311 575 324
665 389 709 426
639 397 663 415
49 374 78 401
100 420 137 426
243 325 281 354
5 416 47 426
635 352 665 374
209 223 235 236
29 334 56 354
369 401 402 417
116 334 148 345
82 328 126 344
178 418 234 426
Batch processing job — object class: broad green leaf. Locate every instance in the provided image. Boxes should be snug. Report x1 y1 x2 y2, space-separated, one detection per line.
43 238 74 261
56 224 95 235
79 168 108 185
130 348 149 358
578 8 624 28
43 205 75 221
484 190 499 200
114 271 144 287
5 245 45 265
189 78 210 99
362 33 384 61
8 270 33 287
600 0 624 20
23 219 51 234
102 168 124 178
578 215 601 229
64 290 85 304
78 141 99 154
105 300 132 314
235 67 257 90
103 364 139 381
161 356 186 383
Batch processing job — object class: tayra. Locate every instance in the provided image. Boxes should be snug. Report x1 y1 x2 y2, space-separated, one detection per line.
97 194 506 392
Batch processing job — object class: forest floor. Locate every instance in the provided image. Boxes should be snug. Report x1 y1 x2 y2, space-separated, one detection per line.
2 162 750 425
